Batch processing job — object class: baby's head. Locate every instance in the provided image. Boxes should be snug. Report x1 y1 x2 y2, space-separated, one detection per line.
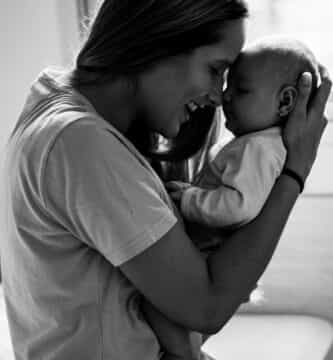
222 36 319 136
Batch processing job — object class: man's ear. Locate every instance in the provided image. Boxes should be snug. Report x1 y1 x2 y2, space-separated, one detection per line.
278 86 298 117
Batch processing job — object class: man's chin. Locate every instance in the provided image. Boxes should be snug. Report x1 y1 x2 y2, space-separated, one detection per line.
158 126 180 140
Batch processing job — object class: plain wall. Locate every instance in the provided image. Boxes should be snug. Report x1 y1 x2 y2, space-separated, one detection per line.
0 1 80 163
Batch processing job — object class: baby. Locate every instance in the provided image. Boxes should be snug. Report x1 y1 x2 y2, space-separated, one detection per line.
144 37 320 360
175 36 319 237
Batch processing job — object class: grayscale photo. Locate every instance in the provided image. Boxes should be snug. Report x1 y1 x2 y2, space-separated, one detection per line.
0 1 332 359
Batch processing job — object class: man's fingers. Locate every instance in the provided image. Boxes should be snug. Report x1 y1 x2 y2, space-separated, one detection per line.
318 115 328 138
318 64 331 82
312 69 332 116
293 72 313 117
311 115 328 149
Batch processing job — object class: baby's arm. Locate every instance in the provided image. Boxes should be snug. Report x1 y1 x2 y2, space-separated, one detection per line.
180 134 286 228
141 298 202 360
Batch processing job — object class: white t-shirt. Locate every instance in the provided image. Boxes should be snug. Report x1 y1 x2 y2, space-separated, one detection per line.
1 68 177 359
181 127 286 228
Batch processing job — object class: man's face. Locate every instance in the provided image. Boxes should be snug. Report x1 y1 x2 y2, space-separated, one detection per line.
136 20 245 139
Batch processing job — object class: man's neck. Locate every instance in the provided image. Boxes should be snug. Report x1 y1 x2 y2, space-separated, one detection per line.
77 80 136 134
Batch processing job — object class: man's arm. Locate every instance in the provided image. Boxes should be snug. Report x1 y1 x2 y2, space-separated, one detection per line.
141 299 202 359
121 174 300 334
120 71 331 334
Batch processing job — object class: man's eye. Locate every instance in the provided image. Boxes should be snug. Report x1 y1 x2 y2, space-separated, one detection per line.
210 66 227 77
210 66 220 76
237 87 249 94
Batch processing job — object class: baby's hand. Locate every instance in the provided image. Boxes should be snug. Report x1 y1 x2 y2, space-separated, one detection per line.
165 181 192 202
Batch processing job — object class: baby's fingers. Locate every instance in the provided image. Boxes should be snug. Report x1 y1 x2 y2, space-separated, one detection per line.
165 181 191 191
169 190 183 201
165 181 181 191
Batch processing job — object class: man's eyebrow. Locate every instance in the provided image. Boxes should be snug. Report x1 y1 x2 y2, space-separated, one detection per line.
213 60 232 69
213 60 232 68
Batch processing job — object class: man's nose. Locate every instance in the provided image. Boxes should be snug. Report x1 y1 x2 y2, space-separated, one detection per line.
208 91 223 107
209 84 224 106
222 88 231 104
209 75 228 106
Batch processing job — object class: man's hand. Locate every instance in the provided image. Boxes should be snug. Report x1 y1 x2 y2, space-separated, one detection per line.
141 298 202 360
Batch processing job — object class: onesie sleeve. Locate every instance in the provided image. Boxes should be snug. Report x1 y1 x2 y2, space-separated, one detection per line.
42 120 177 266
181 134 286 228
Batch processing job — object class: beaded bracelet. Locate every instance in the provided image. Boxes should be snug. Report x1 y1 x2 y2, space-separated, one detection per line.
281 168 305 193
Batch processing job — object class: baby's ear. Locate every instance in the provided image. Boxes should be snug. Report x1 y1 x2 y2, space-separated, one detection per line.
278 86 298 117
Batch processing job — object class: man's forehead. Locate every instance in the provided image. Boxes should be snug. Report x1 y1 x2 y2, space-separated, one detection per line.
212 59 233 68
228 53 253 79
207 20 246 65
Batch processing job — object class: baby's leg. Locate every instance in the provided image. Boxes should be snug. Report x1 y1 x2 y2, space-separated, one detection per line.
141 298 202 360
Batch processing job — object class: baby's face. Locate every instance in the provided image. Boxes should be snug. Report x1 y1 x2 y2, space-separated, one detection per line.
222 51 281 136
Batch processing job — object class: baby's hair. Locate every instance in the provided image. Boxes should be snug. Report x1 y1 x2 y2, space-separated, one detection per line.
247 36 320 100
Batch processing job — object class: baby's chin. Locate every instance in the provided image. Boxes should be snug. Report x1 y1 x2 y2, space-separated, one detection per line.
225 119 265 137
225 121 245 137
224 115 242 136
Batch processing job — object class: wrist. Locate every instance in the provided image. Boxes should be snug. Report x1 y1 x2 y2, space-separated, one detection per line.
284 156 310 181
280 167 305 193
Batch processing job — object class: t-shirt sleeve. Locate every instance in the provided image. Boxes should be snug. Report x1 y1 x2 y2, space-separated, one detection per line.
42 120 177 266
